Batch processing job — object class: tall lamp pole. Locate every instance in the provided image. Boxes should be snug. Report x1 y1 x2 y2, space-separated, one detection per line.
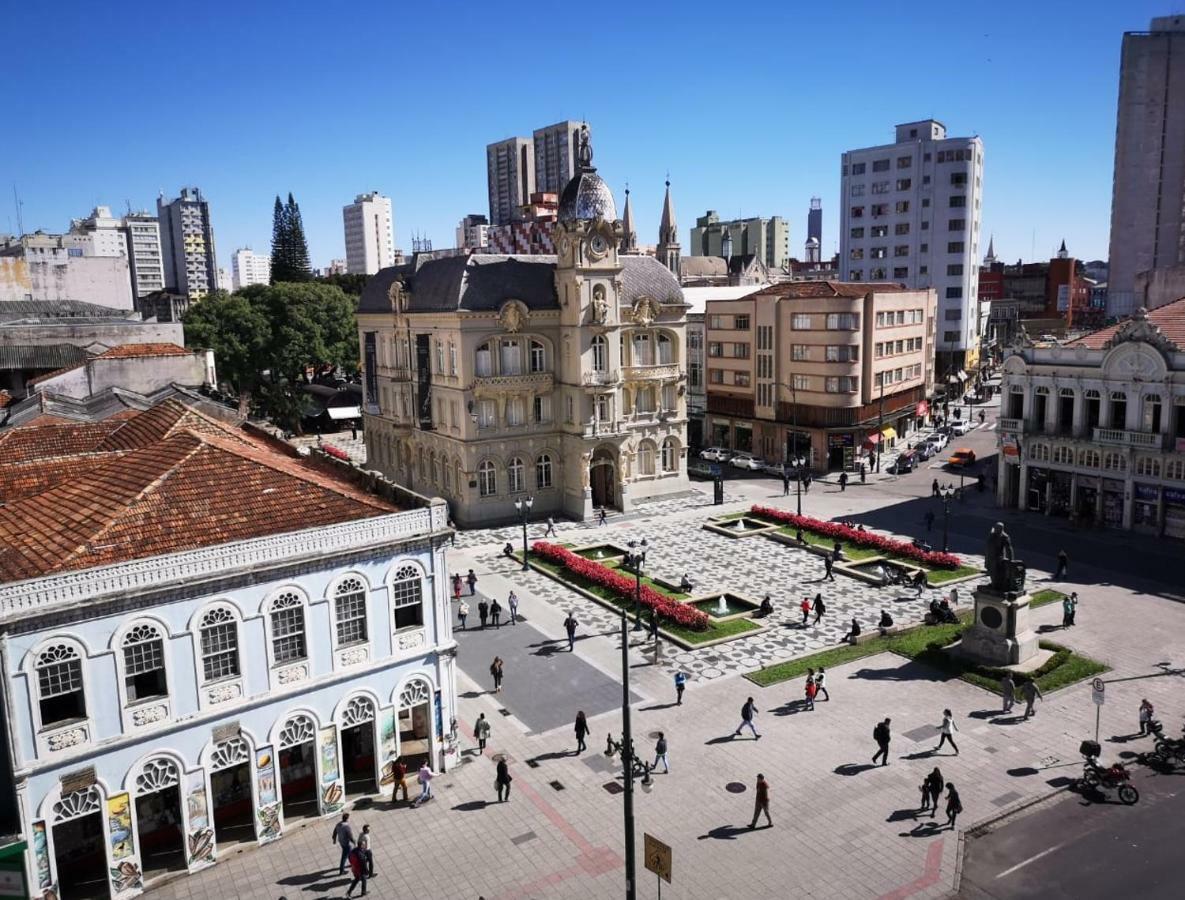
793 454 805 516
875 376 885 473
939 485 955 552
627 539 648 630
514 496 534 571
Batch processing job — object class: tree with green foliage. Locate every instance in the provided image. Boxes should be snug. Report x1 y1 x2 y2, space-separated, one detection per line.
315 271 370 297
180 290 271 414
269 193 312 283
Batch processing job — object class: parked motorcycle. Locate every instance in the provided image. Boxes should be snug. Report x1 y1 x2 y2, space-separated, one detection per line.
1147 719 1185 765
1079 741 1139 804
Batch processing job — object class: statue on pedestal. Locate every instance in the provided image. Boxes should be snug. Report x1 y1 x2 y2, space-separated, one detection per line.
985 522 1026 594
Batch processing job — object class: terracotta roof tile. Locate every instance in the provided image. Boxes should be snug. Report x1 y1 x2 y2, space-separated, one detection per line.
96 343 191 359
755 280 912 299
0 421 124 464
1066 297 1185 349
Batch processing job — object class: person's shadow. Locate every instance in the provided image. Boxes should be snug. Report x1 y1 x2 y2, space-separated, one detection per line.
834 763 876 776
697 824 766 840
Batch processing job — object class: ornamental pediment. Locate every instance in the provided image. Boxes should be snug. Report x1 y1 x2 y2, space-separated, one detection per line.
630 296 661 326
497 299 530 333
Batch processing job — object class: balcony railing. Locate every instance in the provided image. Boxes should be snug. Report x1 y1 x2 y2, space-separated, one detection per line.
472 372 553 392
1092 427 1168 450
582 370 620 387
997 417 1024 433
622 363 681 382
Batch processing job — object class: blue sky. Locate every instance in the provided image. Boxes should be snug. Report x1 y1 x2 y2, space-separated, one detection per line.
0 0 1174 272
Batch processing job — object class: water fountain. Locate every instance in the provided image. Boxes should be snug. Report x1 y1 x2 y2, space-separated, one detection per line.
717 595 729 614
596 550 605 559
733 517 746 532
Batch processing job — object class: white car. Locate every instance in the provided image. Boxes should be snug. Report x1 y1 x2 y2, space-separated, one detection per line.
700 447 732 462
729 452 765 471
950 420 973 436
925 433 948 451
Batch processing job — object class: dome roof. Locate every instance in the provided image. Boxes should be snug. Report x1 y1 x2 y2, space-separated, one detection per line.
557 124 617 223
805 236 820 247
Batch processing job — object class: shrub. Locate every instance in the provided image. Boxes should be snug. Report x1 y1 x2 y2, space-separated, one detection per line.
750 505 963 569
530 541 710 630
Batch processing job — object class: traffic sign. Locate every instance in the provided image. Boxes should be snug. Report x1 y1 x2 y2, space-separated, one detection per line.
1092 678 1106 706
644 833 672 884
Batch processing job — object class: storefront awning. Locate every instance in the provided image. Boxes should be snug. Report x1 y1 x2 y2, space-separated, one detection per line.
863 433 881 446
880 426 898 440
328 406 362 420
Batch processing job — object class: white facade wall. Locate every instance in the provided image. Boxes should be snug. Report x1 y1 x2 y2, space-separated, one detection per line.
0 253 134 309
342 193 395 276
232 249 271 291
840 120 983 353
123 217 165 299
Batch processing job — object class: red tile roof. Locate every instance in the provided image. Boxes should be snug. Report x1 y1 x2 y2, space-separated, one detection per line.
757 280 912 299
0 401 399 583
96 342 192 359
1066 297 1185 349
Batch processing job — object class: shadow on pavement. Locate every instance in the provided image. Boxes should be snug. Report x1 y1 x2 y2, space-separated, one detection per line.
698 824 766 840
901 821 947 837
1007 766 1040 777
887 808 921 822
451 800 492 812
640 702 679 711
834 763 876 776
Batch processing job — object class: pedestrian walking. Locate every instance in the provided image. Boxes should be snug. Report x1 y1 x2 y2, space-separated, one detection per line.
944 784 962 829
351 423 358 441
734 696 761 738
467 568 478 595
653 733 670 773
1067 591 1078 626
1000 673 1015 714
1054 549 1068 580
782 471 791 496
860 463 867 484
924 768 945 817
389 757 409 803
477 599 489 628
331 813 355 875
804 472 812 492
1139 699 1155 736
495 758 512 802
748 774 772 828
674 671 687 705
544 516 557 537
415 763 435 805
452 574 462 602
597 506 607 526
1021 679 1042 718
812 593 826 623
872 717 892 766
575 711 590 753
934 709 959 755
563 611 578 651
648 609 659 642
357 824 375 878
474 713 490 753
508 591 519 625
823 555 835 581
839 471 848 492
804 674 817 711
458 600 469 630
344 846 368 897
932 478 940 498
490 656 504 693
800 596 811 626
815 667 829 701
490 597 502 628
924 510 935 531
1061 593 1074 628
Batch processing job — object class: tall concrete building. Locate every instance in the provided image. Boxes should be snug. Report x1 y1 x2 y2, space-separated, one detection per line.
1106 15 1185 318
232 247 271 290
157 187 218 299
533 120 583 195
455 214 489 250
64 206 127 258
690 212 791 270
486 136 535 226
123 213 165 299
840 120 984 379
342 192 396 275
807 197 822 248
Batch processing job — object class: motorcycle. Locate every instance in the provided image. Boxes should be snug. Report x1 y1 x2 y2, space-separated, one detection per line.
1147 719 1185 765
1079 741 1139 804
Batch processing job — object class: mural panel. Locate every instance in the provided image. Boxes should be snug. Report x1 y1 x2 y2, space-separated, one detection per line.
319 725 344 815
185 770 215 871
255 745 282 844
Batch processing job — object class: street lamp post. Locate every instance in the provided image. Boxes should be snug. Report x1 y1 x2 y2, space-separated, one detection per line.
791 455 806 517
514 496 534 571
939 485 956 552
626 539 648 631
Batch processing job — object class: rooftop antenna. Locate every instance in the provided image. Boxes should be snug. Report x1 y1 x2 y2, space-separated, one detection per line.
12 185 24 235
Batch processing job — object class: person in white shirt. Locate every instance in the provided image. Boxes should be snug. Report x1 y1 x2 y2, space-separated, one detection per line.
357 823 375 877
414 763 435 805
935 709 959 755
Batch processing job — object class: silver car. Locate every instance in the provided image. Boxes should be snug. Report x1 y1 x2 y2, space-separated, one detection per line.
729 452 765 471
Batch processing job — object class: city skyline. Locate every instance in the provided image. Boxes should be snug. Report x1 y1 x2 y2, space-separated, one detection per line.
0 0 1174 276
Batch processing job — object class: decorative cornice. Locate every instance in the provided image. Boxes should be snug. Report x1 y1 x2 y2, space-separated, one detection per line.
0 506 447 621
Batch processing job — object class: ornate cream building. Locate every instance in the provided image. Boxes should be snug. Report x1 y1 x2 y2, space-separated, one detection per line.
357 130 690 526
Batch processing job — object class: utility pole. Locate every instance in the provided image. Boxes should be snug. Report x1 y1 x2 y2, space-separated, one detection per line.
875 376 885 473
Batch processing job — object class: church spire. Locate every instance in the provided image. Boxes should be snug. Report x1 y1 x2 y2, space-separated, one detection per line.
621 184 638 253
1057 238 1068 259
657 177 680 278
984 234 996 265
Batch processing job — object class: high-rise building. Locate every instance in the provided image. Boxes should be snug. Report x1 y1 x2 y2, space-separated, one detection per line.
123 213 165 299
157 187 218 299
232 247 272 290
808 197 822 246
840 120 984 377
486 136 535 226
64 206 127 258
533 120 584 195
455 214 489 250
342 192 395 275
1106 15 1185 318
690 212 791 270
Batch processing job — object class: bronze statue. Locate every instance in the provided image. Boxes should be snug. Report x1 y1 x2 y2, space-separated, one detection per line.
985 522 1023 592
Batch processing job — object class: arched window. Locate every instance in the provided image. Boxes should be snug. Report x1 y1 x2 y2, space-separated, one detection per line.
478 460 497 497
591 335 607 372
1103 452 1127 472
1053 446 1073 465
199 607 240 683
269 591 307 665
536 454 553 489
500 339 521 375
443 463 452 493
36 644 86 728
432 454 442 485
661 438 678 472
1079 449 1101 468
1135 457 1160 478
390 564 425 631
475 341 493 377
122 623 167 703
529 340 546 373
637 441 655 475
334 577 369 647
1029 443 1049 462
657 333 674 364
508 457 525 493
1166 458 1185 481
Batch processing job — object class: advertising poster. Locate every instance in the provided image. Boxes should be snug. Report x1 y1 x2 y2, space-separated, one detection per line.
106 793 134 860
319 726 344 814
185 771 214 871
255 746 281 844
31 821 51 889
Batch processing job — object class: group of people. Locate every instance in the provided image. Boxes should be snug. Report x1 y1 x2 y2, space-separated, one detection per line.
801 668 829 709
457 591 520 629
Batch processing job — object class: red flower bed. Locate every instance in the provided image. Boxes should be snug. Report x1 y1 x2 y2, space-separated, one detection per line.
530 541 710 630
750 506 964 569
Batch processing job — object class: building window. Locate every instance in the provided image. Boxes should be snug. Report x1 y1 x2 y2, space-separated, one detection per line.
123 624 167 703
793 374 810 391
334 578 369 647
894 245 910 257
707 342 722 357
661 438 678 472
657 333 674 363
390 565 425 631
826 313 858 330
689 360 702 387
448 342 457 375
825 376 857 393
732 343 750 358
943 330 959 342
851 162 866 174
897 156 912 169
850 227 865 239
1135 457 1160 477
36 644 86 728
948 219 966 231
792 314 811 330
595 394 611 422
949 195 967 207
893 267 908 279
508 457 525 493
850 248 865 260
850 206 864 218
825 345 858 362
536 454 553 489
733 315 750 330
638 441 655 475
435 340 445 373
870 225 888 238
199 608 240 683
632 332 653 365
529 340 546 373
662 383 676 411
500 339 522 374
636 386 657 413
871 204 888 216
477 399 495 428
591 335 607 371
791 344 809 361
895 201 910 214
947 241 965 253
476 342 493 377
270 591 307 665
507 398 525 426
1103 452 1127 472
945 287 963 299
709 369 724 384
533 395 550 424
947 264 964 276
871 181 890 195
895 223 910 235
872 158 890 172
478 460 497 496
734 372 751 387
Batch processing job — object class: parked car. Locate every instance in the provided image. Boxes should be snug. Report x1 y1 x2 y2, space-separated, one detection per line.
888 451 917 474
729 452 765 471
914 442 936 460
948 448 977 467
700 447 733 462
949 420 973 436
925 433 948 451
761 460 795 477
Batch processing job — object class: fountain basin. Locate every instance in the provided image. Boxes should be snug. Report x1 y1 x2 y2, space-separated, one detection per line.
701 516 778 539
686 592 761 621
843 558 924 586
573 544 630 561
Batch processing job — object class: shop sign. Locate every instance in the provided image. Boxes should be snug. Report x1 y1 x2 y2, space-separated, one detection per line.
916 400 930 417
212 721 241 743
1103 479 1125 492
1164 487 1185 505
828 433 853 448
60 766 96 795
1134 483 1159 502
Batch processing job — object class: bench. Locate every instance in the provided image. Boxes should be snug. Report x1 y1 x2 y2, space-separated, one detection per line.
851 631 879 645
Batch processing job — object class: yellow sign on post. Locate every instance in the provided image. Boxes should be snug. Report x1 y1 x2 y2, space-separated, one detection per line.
644 833 672 885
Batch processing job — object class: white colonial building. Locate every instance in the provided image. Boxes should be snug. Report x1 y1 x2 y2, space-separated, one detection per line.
996 300 1185 538
0 400 456 899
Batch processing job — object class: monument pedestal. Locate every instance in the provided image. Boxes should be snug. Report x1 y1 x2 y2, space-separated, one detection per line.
957 585 1039 666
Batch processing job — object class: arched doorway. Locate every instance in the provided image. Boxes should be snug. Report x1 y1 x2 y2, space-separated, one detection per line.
397 679 433 770
50 786 109 899
133 757 186 879
590 447 619 511
276 714 319 822
340 696 378 796
208 736 255 848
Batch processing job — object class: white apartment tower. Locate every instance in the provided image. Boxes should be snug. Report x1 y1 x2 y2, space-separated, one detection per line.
157 187 218 299
486 136 535 226
343 191 395 275
840 120 984 374
123 213 165 298
232 247 271 290
456 214 489 250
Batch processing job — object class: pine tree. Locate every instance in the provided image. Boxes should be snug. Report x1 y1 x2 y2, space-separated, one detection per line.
269 195 288 284
285 193 312 282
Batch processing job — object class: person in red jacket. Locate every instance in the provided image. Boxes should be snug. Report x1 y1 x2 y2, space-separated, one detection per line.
345 845 367 897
